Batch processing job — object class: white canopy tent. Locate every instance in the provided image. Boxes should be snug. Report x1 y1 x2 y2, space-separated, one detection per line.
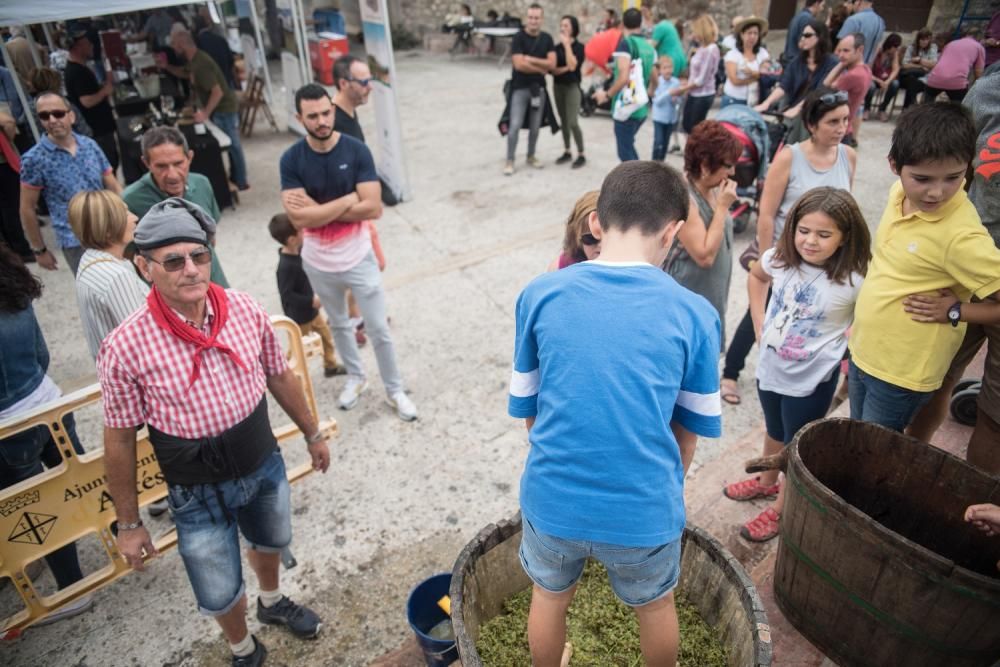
0 0 310 140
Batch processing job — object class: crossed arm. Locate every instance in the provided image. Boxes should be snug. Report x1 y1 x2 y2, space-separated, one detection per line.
280 181 383 229
512 51 556 75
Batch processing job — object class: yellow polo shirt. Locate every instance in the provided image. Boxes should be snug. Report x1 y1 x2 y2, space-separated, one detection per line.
850 181 1000 392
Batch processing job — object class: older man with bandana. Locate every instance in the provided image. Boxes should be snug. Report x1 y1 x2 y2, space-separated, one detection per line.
98 198 328 667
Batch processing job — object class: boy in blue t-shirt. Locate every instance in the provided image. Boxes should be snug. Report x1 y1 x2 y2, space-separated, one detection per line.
508 161 722 666
650 55 682 161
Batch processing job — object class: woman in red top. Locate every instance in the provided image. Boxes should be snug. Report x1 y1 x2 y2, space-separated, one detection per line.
863 33 902 122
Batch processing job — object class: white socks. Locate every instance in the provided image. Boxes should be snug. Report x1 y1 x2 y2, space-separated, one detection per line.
230 633 255 657
259 588 283 608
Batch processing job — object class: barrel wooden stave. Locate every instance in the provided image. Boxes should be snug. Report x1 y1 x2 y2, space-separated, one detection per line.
451 512 772 667
775 418 1000 667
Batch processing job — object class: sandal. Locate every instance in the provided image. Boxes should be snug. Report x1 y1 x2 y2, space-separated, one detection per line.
723 476 780 501
741 507 781 542
721 379 741 405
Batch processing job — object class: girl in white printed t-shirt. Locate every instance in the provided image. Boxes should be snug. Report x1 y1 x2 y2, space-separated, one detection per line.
723 187 872 542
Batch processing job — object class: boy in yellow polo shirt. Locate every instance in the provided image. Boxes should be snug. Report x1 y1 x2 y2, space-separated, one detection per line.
849 102 1000 432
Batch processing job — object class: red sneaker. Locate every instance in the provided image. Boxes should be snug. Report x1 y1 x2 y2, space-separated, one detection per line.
740 507 781 542
723 476 780 501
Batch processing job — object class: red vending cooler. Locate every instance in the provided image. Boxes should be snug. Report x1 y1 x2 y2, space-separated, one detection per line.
308 32 350 86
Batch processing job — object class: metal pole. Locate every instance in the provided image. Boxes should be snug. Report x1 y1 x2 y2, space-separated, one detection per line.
292 0 311 86
0 38 39 142
41 23 55 53
23 26 43 69
247 0 274 105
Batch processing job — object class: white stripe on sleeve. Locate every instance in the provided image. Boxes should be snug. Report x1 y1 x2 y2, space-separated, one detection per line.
509 369 540 398
676 389 722 417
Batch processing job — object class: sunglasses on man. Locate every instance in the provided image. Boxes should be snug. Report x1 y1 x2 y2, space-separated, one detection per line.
38 109 69 121
145 247 213 272
348 76 373 87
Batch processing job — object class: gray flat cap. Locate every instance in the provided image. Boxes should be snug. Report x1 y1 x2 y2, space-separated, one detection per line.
134 197 217 251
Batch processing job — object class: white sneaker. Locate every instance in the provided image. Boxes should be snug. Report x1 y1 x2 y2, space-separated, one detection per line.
386 391 418 422
503 161 514 176
338 376 367 410
35 593 94 626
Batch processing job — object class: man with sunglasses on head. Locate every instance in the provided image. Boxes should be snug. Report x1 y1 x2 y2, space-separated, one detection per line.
280 84 417 421
19 92 122 276
98 198 329 667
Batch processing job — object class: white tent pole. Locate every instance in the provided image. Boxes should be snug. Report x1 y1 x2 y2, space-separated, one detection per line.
0 37 39 141
292 0 310 86
246 0 273 105
23 25 43 69
41 23 55 52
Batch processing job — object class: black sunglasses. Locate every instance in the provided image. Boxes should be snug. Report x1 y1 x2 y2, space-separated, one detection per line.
800 31 817 39
38 110 69 121
146 247 212 272
581 233 600 246
348 76 373 87
819 90 850 105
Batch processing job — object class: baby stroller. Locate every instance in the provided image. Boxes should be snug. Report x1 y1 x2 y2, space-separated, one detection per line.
950 377 982 426
715 105 789 234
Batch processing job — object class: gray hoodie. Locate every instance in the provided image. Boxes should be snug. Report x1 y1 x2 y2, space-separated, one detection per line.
964 70 1000 246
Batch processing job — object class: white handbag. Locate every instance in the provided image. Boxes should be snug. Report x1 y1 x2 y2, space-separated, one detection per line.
612 37 649 121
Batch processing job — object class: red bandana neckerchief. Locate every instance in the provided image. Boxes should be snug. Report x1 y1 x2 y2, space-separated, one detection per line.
146 283 249 388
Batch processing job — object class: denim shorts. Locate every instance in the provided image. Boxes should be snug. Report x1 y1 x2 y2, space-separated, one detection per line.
168 450 291 616
518 517 681 607
848 361 934 433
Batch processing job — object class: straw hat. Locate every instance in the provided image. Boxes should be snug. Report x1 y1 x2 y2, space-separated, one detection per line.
735 15 768 37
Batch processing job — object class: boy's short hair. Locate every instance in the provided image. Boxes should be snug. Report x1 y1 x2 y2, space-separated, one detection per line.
268 213 298 245
888 102 976 168
596 162 689 236
623 8 642 29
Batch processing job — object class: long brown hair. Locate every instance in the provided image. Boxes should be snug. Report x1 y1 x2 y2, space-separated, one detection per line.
772 187 871 285
561 190 600 262
0 245 43 313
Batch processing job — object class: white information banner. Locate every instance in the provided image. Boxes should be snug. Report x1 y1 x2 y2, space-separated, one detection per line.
360 0 411 202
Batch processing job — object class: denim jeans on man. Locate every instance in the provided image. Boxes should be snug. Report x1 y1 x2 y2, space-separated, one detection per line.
507 87 544 161
303 251 404 395
211 111 249 188
169 450 291 615
848 360 934 432
614 116 645 161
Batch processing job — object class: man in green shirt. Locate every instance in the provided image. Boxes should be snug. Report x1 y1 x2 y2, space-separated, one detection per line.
123 126 230 287
166 28 249 190
593 8 655 161
651 15 687 75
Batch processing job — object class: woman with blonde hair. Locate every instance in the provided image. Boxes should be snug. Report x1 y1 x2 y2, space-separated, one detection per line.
549 190 601 270
68 190 148 360
675 14 721 134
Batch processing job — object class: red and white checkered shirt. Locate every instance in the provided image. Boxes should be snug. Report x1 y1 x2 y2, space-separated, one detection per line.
97 289 288 439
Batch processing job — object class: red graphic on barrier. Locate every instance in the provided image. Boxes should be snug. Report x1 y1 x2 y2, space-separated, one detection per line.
977 131 1000 180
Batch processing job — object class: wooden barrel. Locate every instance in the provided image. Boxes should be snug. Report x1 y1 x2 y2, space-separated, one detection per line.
775 418 1000 667
450 512 772 666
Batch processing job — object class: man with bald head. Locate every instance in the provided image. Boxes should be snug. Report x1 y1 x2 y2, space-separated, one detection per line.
100 198 328 666
19 92 122 275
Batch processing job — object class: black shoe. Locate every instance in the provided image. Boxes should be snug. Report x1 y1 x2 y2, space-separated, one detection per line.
257 596 322 639
555 152 572 165
324 364 347 377
232 635 267 667
571 155 586 169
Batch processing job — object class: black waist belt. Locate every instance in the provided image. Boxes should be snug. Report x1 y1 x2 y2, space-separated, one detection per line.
147 397 278 486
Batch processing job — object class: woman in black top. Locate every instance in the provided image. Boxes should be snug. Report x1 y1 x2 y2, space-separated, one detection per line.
552 15 586 168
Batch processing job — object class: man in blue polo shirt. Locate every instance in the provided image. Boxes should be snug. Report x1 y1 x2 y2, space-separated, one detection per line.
838 0 885 66
19 92 121 275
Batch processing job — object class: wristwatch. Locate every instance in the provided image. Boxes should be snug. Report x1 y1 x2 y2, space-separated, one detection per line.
31 245 47 256
947 302 962 328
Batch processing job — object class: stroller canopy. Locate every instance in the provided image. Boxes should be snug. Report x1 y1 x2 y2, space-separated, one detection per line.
714 105 772 183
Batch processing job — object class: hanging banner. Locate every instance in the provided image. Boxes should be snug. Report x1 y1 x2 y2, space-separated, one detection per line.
360 0 411 202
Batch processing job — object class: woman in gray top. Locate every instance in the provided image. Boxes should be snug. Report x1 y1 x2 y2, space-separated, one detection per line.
722 87 856 404
664 121 742 345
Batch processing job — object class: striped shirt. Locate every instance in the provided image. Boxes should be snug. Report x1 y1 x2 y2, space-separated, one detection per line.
97 289 288 438
75 249 150 360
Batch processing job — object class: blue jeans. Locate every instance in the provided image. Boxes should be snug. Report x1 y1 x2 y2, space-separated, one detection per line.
518 517 681 607
507 87 544 161
719 94 746 109
168 450 291 615
211 111 248 188
652 121 675 161
757 370 840 444
0 418 85 589
848 360 934 432
614 116 645 162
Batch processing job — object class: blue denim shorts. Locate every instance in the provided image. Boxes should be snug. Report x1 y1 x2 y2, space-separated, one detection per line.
518 517 681 607
847 361 934 433
168 450 291 616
